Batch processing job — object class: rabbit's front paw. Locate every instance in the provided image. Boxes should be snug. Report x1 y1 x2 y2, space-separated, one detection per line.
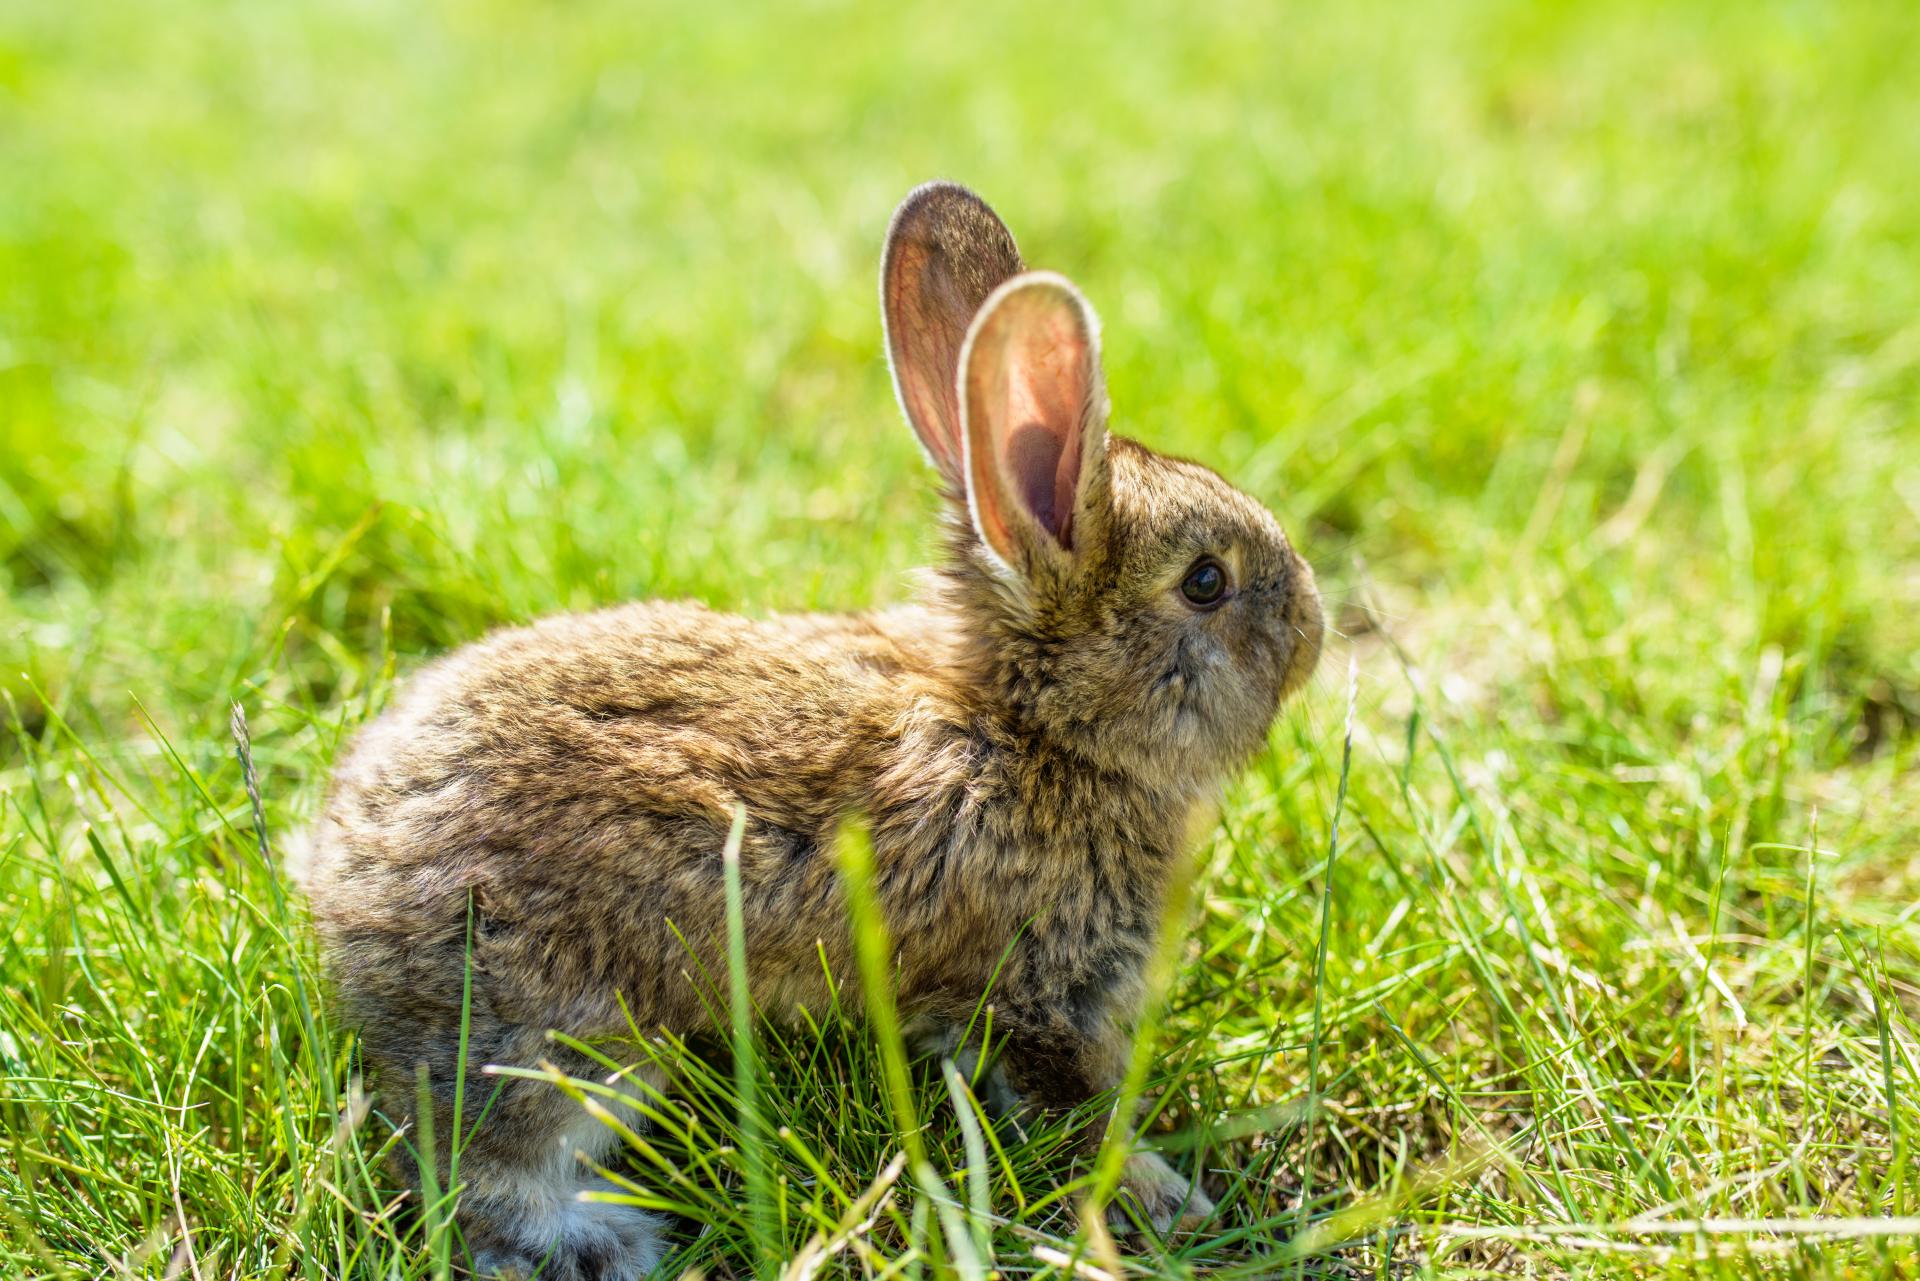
1107 1151 1213 1235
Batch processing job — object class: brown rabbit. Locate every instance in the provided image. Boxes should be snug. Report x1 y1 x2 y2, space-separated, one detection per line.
304 182 1323 1280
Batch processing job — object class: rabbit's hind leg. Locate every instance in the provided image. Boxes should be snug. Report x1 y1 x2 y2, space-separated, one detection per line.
402 1026 669 1281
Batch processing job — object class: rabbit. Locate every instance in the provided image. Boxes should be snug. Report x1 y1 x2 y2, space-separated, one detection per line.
302 181 1324 1281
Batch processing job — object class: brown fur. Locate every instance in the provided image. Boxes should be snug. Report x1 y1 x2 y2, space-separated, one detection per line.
304 182 1323 1279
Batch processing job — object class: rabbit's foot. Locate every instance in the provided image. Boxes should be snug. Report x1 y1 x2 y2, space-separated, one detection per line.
1107 1151 1213 1235
466 1192 667 1281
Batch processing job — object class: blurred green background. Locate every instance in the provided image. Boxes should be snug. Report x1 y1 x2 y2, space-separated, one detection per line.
3 0 1918 1276
8 0 1915 715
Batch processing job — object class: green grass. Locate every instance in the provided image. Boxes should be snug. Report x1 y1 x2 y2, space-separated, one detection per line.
4 0 1920 1275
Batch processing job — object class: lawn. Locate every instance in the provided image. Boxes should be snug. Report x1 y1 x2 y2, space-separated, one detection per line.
3 0 1919 1276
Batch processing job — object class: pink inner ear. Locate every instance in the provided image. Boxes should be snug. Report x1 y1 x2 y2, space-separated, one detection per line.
964 274 1105 568
885 240 968 479
1006 422 1067 538
994 308 1088 547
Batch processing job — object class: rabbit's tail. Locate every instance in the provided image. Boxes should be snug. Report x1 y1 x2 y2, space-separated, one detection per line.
278 823 318 893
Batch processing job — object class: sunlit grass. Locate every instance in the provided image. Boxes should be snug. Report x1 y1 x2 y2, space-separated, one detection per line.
3 0 1919 1276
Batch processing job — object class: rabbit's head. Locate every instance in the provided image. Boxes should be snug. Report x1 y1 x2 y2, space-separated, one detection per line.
884 183 1323 794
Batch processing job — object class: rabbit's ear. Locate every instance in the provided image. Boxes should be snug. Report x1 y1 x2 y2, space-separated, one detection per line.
959 272 1109 574
882 183 1024 486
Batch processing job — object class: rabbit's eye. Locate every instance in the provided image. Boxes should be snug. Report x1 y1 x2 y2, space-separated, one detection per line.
1180 557 1229 609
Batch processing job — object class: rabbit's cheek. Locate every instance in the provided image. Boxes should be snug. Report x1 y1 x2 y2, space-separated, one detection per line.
1233 578 1315 701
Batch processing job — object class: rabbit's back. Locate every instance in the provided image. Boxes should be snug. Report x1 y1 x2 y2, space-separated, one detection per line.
306 598 966 1039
